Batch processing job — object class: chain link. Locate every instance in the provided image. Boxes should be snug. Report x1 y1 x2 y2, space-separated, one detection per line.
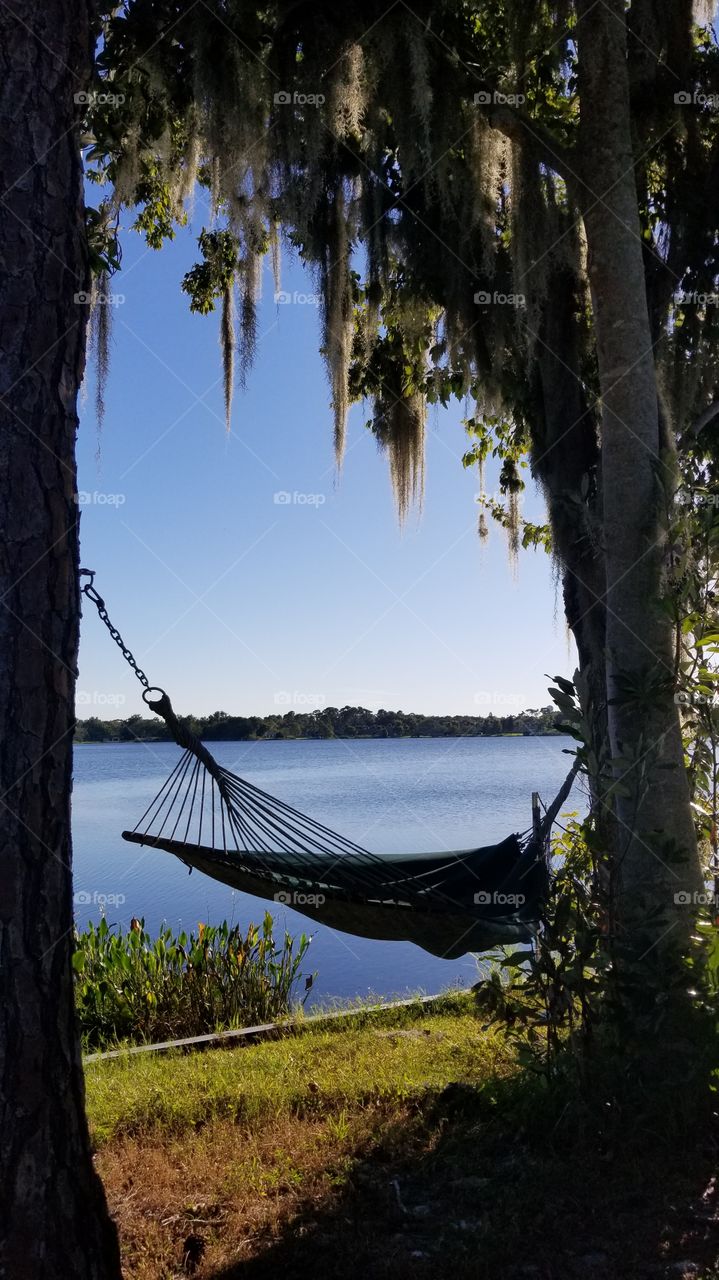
80 572 152 691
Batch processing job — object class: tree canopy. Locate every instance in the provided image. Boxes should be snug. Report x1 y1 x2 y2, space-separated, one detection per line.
84 1 719 529
74 703 561 742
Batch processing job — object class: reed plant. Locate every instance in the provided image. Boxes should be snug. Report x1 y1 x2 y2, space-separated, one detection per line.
73 913 312 1050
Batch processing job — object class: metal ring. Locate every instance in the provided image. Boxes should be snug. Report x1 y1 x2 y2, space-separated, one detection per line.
142 686 167 706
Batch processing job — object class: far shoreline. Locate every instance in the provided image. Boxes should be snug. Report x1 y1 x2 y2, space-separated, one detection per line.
75 730 565 744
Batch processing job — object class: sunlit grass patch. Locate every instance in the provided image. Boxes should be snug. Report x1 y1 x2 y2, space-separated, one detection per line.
84 993 503 1146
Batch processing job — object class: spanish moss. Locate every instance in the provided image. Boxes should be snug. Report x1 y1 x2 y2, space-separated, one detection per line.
89 0 712 527
89 270 111 444
221 279 235 431
376 394 426 526
321 185 354 469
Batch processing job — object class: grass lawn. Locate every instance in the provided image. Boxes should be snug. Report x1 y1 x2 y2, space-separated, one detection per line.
85 994 719 1279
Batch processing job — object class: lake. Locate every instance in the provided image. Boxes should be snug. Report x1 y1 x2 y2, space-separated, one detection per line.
72 735 582 1005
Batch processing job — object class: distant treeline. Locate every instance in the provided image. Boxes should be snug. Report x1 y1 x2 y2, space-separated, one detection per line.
75 704 562 743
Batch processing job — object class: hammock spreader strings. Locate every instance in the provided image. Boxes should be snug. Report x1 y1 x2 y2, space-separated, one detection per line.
80 571 581 920
123 687 571 918
123 724 549 917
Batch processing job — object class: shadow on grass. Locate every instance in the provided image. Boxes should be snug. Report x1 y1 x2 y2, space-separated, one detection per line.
205 1064 719 1280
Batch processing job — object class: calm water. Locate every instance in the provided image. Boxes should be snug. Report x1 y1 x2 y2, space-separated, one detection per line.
72 735 582 1005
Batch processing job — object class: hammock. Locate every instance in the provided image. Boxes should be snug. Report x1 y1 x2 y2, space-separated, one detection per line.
81 573 580 960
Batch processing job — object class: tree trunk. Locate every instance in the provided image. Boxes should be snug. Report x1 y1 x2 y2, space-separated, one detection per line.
530 264 609 802
0 5 121 1276
576 0 702 961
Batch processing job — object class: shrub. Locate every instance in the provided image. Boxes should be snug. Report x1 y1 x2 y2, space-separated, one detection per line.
73 913 313 1050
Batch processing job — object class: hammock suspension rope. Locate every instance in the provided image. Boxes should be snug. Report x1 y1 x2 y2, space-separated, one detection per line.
80 571 580 959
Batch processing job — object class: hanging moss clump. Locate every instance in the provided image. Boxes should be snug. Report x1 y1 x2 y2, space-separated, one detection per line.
89 269 112 442
375 394 426 525
220 280 235 432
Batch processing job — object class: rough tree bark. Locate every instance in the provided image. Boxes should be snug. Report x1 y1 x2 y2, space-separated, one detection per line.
0 4 122 1276
576 0 703 957
530 265 609 794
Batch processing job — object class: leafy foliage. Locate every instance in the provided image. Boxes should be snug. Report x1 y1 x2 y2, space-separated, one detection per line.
474 815 606 1079
74 703 563 742
669 473 719 866
475 661 719 1076
80 2 719 564
73 914 313 1050
181 230 239 316
79 2 577 529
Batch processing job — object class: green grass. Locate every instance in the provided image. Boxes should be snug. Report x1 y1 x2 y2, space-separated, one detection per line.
87 991 718 1279
84 992 510 1146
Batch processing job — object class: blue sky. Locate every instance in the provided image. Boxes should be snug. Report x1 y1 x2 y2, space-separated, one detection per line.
76 210 575 720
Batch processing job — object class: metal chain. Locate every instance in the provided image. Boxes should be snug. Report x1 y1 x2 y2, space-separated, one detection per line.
79 569 152 692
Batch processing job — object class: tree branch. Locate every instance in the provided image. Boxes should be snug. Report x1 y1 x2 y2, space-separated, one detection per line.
684 399 719 443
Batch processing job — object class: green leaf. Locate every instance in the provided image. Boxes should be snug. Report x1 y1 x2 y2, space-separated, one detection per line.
500 950 536 967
